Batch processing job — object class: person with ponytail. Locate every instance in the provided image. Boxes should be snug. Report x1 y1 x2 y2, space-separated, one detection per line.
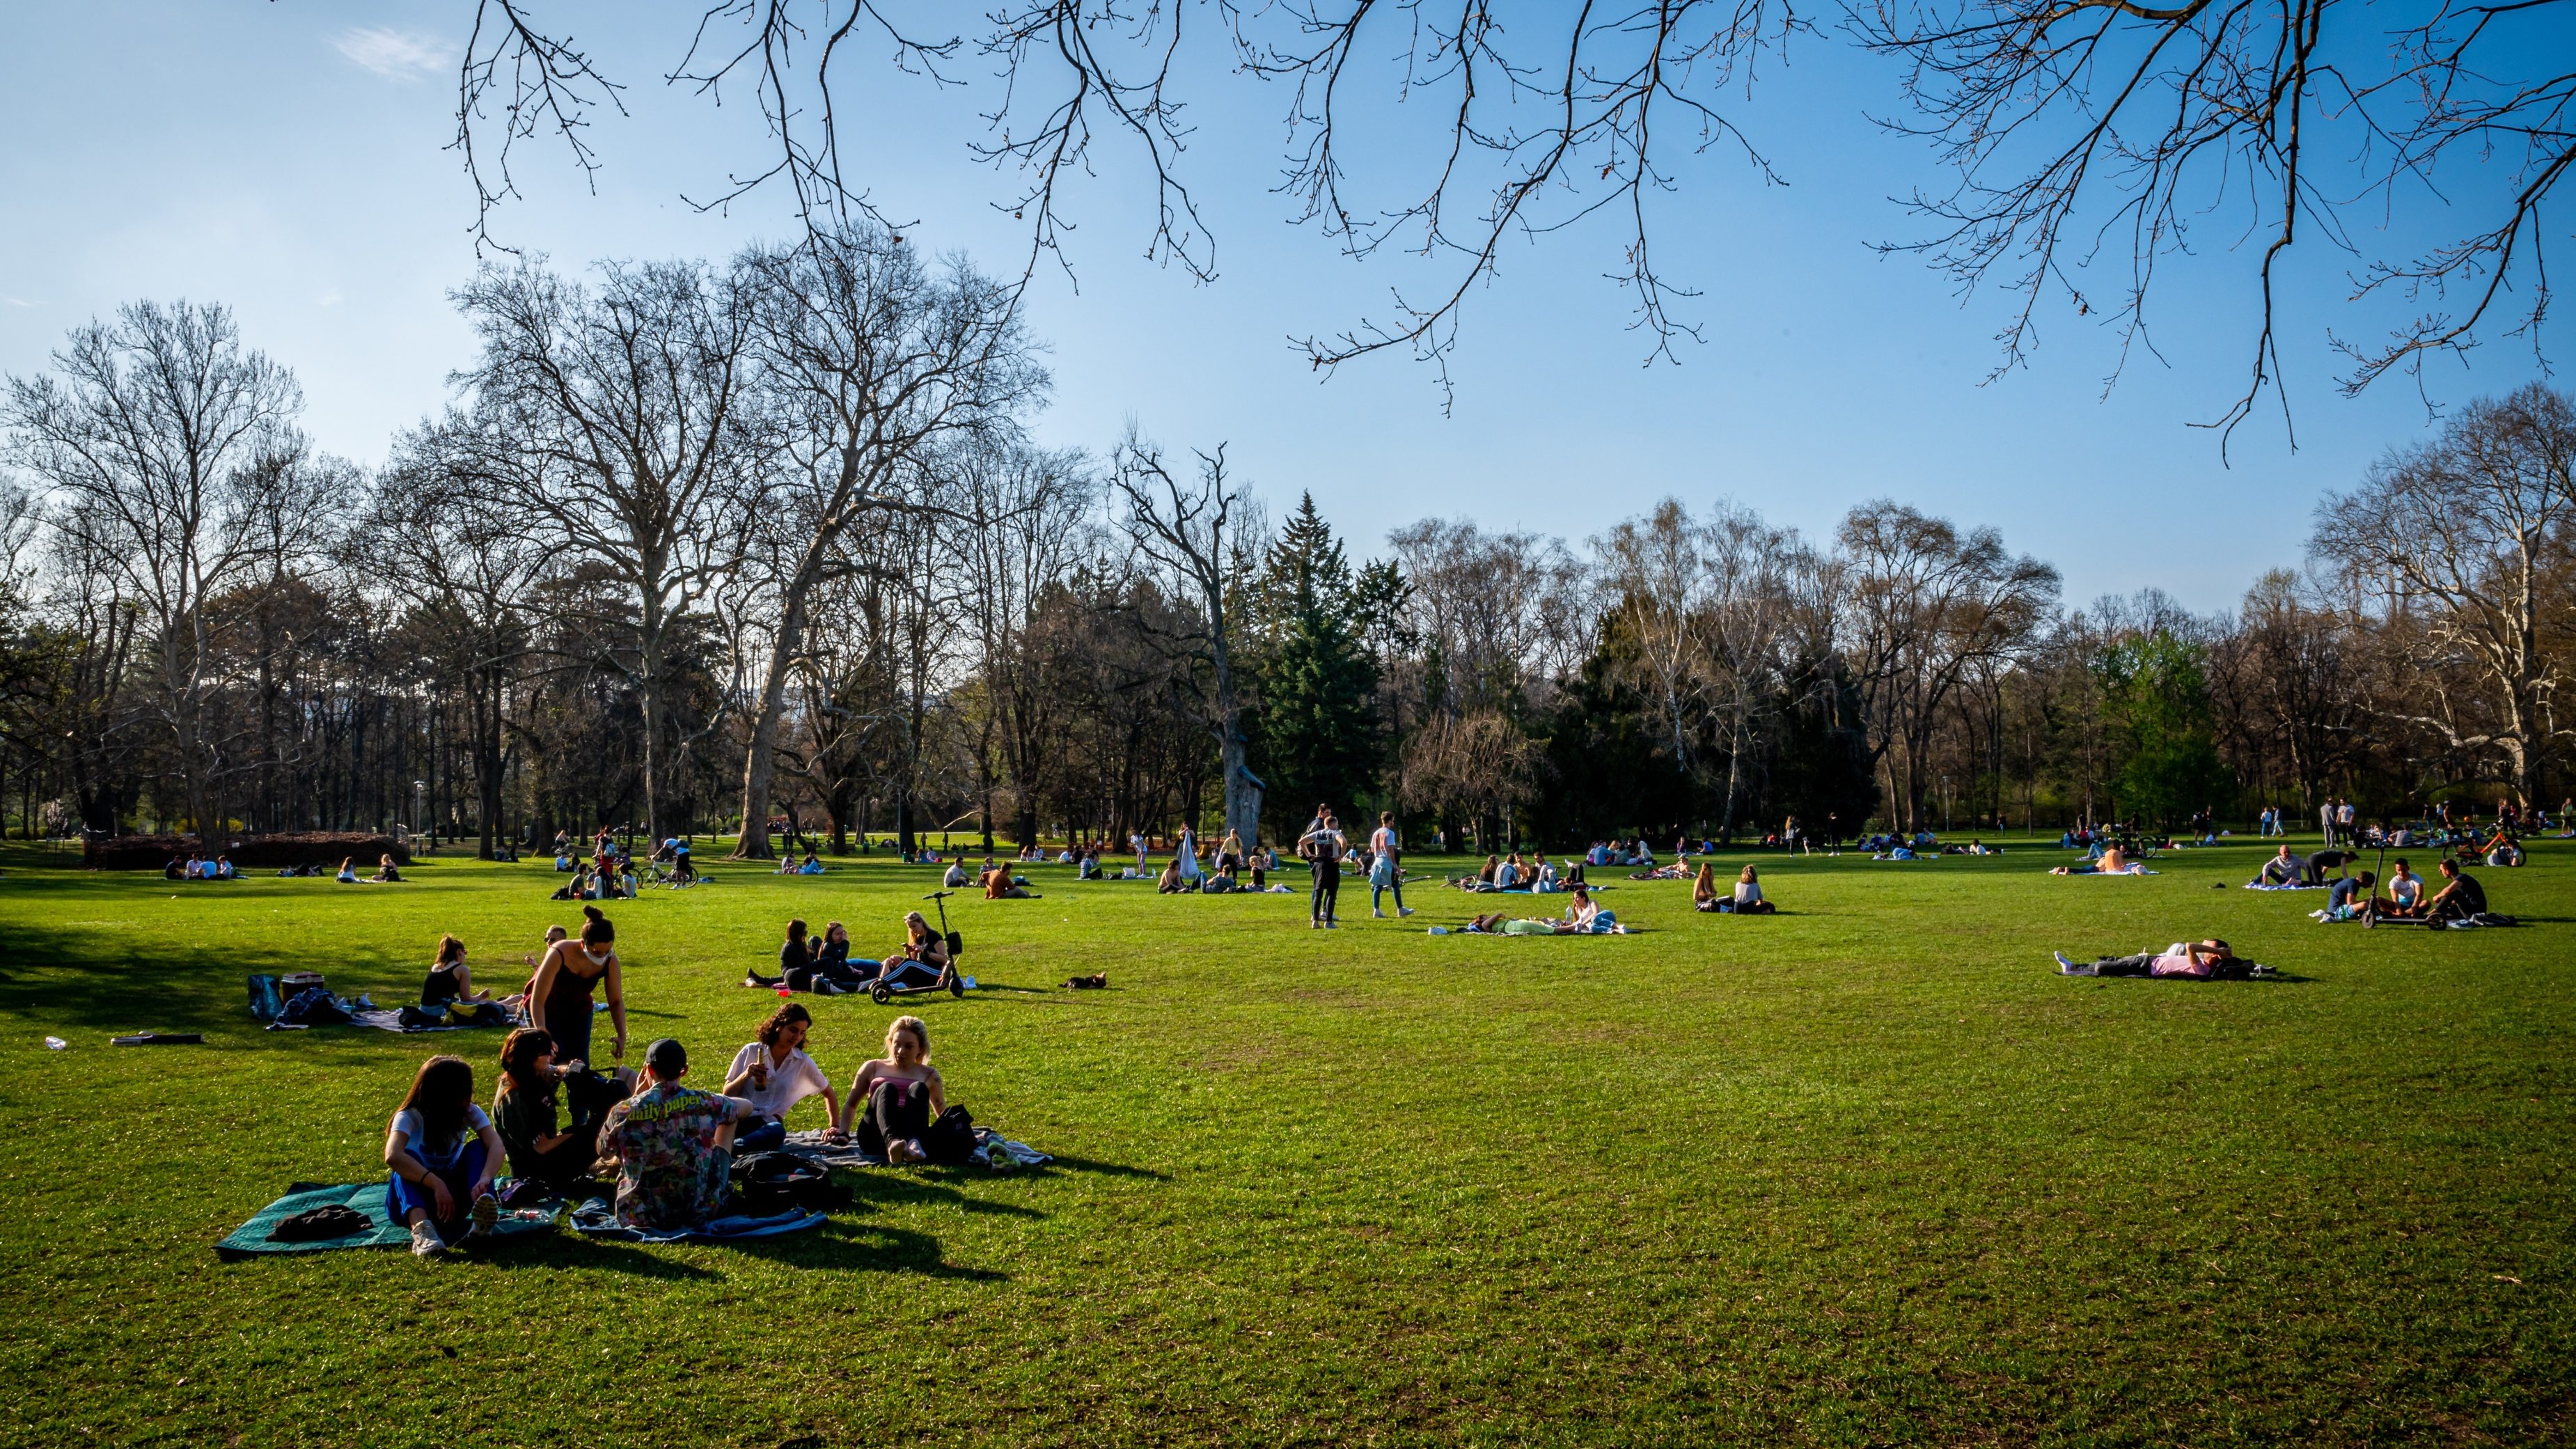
384 1054 503 1256
525 907 627 1125
492 1027 632 1196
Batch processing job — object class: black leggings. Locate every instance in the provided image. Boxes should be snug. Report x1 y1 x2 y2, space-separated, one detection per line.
1310 861 1341 922
854 1079 932 1156
2065 953 2158 977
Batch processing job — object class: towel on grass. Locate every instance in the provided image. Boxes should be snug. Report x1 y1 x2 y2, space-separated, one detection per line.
781 1127 1054 1170
2245 882 2328 891
216 1182 555 1259
567 1199 826 1244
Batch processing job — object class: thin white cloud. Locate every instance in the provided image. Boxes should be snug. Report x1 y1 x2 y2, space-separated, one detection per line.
331 27 453 80
2 297 38 308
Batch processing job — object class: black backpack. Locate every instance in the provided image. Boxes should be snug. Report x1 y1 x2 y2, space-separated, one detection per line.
924 1105 978 1166
728 1151 850 1214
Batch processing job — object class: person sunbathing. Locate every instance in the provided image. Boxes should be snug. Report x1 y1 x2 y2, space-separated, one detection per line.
2055 939 2265 978
1482 884 1619 934
493 1026 633 1198
1156 856 1188 893
384 1054 504 1256
984 865 1038 899
723 1003 843 1152
2054 844 2142 876
1692 863 1723 912
840 1015 948 1165
598 1038 759 1231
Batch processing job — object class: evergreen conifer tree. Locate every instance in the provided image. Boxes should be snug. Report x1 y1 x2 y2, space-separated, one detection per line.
1255 494 1379 825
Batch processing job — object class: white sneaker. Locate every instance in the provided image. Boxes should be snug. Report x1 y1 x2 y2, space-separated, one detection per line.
1372 909 1385 918
1399 907 1415 917
410 1223 446 1258
470 1193 497 1239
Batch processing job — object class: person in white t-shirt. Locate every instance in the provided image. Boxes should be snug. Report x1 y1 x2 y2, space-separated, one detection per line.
384 1054 504 1257
723 1003 843 1152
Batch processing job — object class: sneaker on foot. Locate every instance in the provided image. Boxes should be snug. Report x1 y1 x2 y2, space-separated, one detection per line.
887 1138 925 1166
1372 909 1385 918
1399 907 1415 917
2054 951 2079 974
410 1223 446 1258
470 1193 497 1239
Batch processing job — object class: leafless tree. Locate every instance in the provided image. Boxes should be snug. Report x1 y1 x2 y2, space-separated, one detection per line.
1110 429 1269 848
1837 499 2059 829
951 437 1095 849
728 221 1044 856
448 258 760 840
2 301 316 834
2313 382 2576 802
1862 0 2575 444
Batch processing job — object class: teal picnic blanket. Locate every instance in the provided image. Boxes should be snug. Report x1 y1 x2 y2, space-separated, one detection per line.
216 1182 555 1259
567 1199 827 1244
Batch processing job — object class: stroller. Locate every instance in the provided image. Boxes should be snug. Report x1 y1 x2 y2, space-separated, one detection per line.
869 891 973 1003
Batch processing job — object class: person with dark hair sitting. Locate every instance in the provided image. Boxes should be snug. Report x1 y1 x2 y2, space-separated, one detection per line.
421 934 498 1014
384 1054 504 1257
2423 858 2489 925
598 1038 759 1231
492 1026 634 1197
723 1003 843 1152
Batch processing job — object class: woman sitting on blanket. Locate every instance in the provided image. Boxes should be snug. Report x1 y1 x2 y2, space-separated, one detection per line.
493 1026 634 1198
421 934 498 1012
372 854 404 883
2057 939 2259 979
873 912 955 992
723 1003 845 1152
384 1054 504 1257
840 1015 946 1165
1693 863 1724 912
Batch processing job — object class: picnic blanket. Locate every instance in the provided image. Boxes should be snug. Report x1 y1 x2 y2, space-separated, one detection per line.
782 1127 1055 1170
567 1199 827 1244
216 1181 556 1259
2056 868 2160 877
2245 882 2328 891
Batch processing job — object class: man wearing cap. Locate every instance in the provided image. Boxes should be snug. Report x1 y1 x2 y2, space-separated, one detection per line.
597 1038 759 1230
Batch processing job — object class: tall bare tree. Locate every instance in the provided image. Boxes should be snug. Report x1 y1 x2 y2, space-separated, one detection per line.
449 258 759 841
3 301 313 833
2313 384 2576 804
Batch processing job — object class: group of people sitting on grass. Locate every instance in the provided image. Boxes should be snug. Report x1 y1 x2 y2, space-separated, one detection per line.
2051 843 2151 875
940 856 1043 898
743 914 958 995
1448 852 1576 893
385 1007 959 1255
163 852 238 880
773 848 826 875
1691 863 1775 914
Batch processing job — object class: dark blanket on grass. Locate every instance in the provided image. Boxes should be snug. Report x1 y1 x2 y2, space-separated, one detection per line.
566 1198 827 1244
216 1182 555 1259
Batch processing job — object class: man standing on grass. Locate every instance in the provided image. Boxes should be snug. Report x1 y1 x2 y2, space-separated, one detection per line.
1300 806 1347 930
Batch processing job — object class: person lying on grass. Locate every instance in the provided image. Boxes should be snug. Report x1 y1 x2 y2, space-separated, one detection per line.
872 911 955 992
599 1038 759 1232
494 1026 634 1198
840 1015 948 1166
421 934 498 1012
724 1003 844 1152
2055 940 2270 978
1631 854 1691 881
385 1054 504 1258
1465 884 1624 934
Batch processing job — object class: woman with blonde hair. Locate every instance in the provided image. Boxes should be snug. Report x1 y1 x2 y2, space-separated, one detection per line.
841 1016 950 1165
872 911 953 992
1733 864 1775 914
1691 863 1724 913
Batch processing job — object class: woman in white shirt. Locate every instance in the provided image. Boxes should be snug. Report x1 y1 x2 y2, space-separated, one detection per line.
384 1054 503 1257
1734 865 1775 914
723 1003 843 1152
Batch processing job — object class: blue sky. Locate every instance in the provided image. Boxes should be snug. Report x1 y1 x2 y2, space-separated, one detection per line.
3 1 2566 613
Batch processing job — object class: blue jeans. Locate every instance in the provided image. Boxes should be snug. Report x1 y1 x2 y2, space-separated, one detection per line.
387 1140 488 1240
735 1118 787 1153
1371 870 1404 912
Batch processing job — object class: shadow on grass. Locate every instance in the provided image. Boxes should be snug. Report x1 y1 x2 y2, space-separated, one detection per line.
0 918 414 1037
837 1169 1046 1219
730 1219 1005 1280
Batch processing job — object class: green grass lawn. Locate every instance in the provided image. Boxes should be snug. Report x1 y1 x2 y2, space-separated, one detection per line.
1 835 2569 1446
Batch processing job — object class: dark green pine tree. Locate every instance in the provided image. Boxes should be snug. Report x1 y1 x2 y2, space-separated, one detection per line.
1257 494 1379 825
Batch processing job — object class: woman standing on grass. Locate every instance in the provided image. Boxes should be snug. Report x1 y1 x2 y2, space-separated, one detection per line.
385 1054 503 1257
528 906 627 1080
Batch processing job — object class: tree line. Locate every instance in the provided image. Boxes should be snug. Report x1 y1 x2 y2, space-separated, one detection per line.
2 228 2570 857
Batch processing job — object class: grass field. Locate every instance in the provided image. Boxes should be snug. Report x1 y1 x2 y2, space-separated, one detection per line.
0 833 2569 1446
